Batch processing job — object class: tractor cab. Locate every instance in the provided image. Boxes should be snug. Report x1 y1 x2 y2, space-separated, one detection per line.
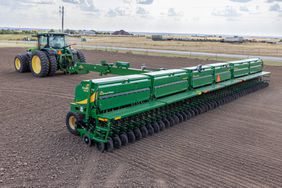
36 33 67 49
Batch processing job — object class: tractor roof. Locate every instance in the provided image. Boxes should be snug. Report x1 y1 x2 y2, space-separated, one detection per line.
33 33 67 37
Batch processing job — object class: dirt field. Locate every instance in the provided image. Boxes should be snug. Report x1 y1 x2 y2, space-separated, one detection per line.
1 48 282 187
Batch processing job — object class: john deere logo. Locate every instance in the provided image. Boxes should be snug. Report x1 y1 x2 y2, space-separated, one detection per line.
82 84 89 92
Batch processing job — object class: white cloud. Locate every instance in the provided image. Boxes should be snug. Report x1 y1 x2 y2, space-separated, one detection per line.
269 3 281 11
136 7 149 16
212 6 241 17
167 8 177 16
63 0 99 12
230 0 252 2
240 6 249 12
106 7 128 17
136 0 153 5
266 0 282 3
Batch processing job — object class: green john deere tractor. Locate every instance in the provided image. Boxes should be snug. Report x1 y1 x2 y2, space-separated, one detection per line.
14 33 86 77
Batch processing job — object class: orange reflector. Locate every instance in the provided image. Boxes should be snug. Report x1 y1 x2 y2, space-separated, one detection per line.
57 50 62 55
216 74 221 82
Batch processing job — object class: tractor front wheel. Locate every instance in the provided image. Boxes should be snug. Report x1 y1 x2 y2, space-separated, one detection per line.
14 54 29 73
30 51 50 77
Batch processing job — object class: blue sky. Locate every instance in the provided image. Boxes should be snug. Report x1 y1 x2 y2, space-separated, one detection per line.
0 0 281 36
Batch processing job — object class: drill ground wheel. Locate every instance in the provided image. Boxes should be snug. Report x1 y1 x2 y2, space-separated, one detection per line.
188 108 195 117
184 110 192 119
134 128 142 140
181 111 188 121
44 52 57 76
82 135 93 147
113 136 122 149
119 133 129 146
162 118 171 128
106 138 114 152
96 142 105 152
14 54 29 73
127 130 136 143
158 120 165 131
30 51 50 77
173 115 180 124
146 124 154 136
140 126 148 138
176 113 184 123
167 116 175 127
66 112 81 135
152 122 160 133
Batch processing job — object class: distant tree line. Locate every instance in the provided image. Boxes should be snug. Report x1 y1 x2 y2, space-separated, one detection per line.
0 29 38 34
0 28 115 36
64 29 110 35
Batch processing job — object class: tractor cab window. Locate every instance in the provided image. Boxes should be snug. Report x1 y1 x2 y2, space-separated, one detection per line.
49 35 65 49
39 36 48 49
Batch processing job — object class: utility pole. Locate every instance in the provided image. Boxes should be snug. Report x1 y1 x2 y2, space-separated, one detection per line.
59 6 64 33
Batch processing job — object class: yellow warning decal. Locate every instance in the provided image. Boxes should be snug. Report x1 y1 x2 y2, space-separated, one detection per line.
98 118 108 122
76 93 96 105
114 116 121 120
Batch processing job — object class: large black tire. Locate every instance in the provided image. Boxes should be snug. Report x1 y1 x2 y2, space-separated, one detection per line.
30 51 50 77
14 54 29 73
66 112 81 135
44 52 57 76
25 53 32 72
77 50 86 63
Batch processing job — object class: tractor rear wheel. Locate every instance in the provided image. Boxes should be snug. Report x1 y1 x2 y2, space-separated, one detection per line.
14 54 29 73
44 52 57 76
66 112 81 135
77 50 86 63
30 51 50 77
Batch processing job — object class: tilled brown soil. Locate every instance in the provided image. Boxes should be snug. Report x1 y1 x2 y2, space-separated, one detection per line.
1 48 282 187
